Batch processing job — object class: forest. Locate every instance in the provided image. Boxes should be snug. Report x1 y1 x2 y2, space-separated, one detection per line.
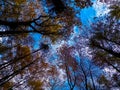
0 0 120 90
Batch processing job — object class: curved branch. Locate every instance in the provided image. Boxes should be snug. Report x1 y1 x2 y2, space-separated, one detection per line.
0 15 49 27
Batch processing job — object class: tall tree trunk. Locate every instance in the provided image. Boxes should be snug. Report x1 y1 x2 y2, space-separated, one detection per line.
90 70 96 90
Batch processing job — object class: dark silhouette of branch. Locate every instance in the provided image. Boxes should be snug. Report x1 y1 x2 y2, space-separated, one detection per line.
65 62 76 90
80 63 88 90
91 40 120 58
0 47 42 70
104 59 120 73
103 36 120 46
0 57 40 86
95 44 120 58
0 15 61 36
0 29 62 36
89 69 96 90
0 15 49 27
90 40 120 72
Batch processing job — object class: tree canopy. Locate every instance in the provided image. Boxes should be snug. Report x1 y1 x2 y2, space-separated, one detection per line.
0 0 120 90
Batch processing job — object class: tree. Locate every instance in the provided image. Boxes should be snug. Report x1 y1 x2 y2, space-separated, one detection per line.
89 15 120 89
59 45 78 90
59 44 99 90
89 16 120 72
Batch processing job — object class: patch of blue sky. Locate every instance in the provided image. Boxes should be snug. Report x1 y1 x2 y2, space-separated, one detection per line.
73 26 80 35
69 0 110 45
30 33 42 49
79 6 96 26
54 81 70 90
76 0 109 28
70 4 97 41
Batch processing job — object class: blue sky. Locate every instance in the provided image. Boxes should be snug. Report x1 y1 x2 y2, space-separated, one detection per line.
79 6 96 25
